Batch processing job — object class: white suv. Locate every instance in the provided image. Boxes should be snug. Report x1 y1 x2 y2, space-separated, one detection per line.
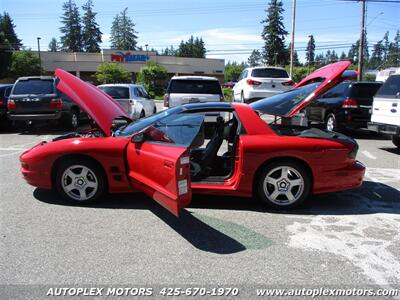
98 84 156 120
232 66 294 103
163 76 224 109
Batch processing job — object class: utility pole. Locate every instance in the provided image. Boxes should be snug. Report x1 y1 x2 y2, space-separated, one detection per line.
37 37 42 75
358 0 366 81
289 0 296 78
145 44 149 61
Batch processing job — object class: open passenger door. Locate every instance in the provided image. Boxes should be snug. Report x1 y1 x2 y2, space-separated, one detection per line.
126 114 205 217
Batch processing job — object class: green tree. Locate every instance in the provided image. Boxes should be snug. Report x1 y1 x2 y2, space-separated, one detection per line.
340 51 347 60
387 30 400 66
48 37 59 52
383 31 390 61
161 45 176 56
0 12 22 50
369 40 384 69
305 35 315 65
10 51 42 77
95 62 131 83
136 61 168 98
81 0 102 52
261 0 288 66
176 36 206 58
224 61 246 82
60 0 82 52
110 8 138 50
247 50 262 67
0 32 12 78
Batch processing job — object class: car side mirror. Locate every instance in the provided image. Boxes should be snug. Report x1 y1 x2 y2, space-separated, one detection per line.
131 132 145 143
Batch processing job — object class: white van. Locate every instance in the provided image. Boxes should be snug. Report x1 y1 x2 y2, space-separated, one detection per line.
368 74 400 148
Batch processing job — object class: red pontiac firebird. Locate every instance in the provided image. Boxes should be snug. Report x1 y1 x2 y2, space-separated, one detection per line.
20 61 365 216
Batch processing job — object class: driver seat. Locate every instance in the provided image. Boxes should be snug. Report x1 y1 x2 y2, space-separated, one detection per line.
194 116 225 178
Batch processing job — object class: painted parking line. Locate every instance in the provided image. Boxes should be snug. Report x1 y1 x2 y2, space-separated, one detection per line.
361 150 377 160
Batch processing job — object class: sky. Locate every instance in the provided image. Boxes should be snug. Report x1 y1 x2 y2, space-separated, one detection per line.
1 0 399 64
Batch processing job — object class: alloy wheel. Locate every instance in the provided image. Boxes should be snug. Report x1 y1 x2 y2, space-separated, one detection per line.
61 165 98 201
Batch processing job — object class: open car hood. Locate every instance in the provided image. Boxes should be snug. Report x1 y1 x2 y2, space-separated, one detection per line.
55 69 131 136
251 61 356 118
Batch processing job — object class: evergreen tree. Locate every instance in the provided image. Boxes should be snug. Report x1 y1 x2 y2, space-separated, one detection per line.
369 40 384 69
110 8 138 50
0 32 12 78
247 50 262 67
60 0 82 52
0 12 22 50
161 45 176 56
176 36 206 58
387 30 400 66
383 31 389 61
305 35 315 65
340 51 347 60
348 34 369 65
261 0 288 66
48 37 59 52
81 0 102 52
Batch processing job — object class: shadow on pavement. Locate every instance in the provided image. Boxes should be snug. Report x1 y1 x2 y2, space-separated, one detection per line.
379 147 400 155
33 180 399 253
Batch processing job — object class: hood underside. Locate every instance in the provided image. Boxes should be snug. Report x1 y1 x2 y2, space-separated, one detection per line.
55 69 130 136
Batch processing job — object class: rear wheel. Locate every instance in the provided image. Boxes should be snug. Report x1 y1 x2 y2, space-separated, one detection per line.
140 110 145 118
256 161 311 209
392 135 400 148
153 106 157 114
55 158 106 204
325 113 337 132
63 109 79 130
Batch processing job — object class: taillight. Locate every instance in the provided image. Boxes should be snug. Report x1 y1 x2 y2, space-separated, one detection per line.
342 98 358 108
246 79 262 86
49 98 63 109
163 94 169 107
7 99 16 110
282 80 295 86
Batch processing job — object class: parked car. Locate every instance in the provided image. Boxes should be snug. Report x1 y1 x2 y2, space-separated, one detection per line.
368 74 400 148
305 81 382 131
98 84 156 120
7 76 83 129
0 84 13 127
163 76 224 109
232 66 294 103
20 61 365 216
376 67 400 82
222 81 237 89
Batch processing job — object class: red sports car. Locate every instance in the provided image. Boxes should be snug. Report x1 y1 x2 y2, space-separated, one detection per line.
20 61 365 216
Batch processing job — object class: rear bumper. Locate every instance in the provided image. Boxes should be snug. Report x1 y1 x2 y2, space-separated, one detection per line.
367 122 400 135
313 160 365 194
245 89 285 101
7 111 66 121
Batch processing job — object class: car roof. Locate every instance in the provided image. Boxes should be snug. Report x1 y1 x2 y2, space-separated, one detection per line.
170 75 219 81
97 83 142 88
16 76 54 81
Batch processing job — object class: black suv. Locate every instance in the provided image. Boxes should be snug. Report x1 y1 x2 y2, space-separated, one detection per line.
7 76 82 129
0 84 13 126
306 81 382 131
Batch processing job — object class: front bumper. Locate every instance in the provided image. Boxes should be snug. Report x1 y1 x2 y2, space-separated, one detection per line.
368 122 400 136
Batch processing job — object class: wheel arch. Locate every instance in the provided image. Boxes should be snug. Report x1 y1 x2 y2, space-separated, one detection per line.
252 156 314 195
51 153 108 191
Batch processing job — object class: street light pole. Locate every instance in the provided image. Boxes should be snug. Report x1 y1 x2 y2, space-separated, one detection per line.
358 0 366 81
37 37 42 75
145 44 149 61
289 0 296 78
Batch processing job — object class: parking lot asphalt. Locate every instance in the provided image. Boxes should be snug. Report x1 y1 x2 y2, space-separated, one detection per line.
0 103 399 294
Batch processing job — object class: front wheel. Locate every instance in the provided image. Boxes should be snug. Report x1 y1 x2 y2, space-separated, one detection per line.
392 135 400 148
256 161 311 209
325 113 337 132
55 158 106 204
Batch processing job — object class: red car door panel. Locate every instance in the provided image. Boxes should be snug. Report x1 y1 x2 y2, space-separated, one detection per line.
127 142 191 217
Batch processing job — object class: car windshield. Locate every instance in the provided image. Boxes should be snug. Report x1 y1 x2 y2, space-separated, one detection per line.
250 82 321 117
98 86 130 99
114 106 183 137
169 80 222 94
375 75 400 98
251 68 289 78
13 79 54 95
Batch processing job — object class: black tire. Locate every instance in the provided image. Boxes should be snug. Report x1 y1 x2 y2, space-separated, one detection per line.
63 109 79 130
153 106 157 114
392 135 400 148
55 158 106 204
256 161 311 209
325 113 338 132
139 110 145 118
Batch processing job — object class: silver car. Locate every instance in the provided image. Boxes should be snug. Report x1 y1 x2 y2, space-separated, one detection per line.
98 84 156 120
